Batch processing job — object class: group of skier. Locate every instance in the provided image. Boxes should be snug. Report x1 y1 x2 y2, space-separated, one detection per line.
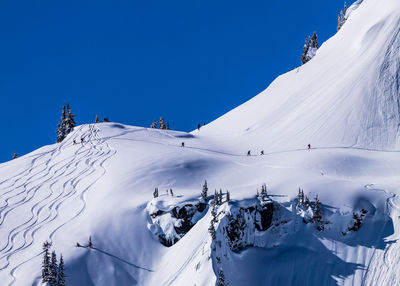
73 137 85 145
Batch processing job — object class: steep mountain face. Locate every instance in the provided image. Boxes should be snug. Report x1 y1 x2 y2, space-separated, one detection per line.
200 0 400 153
1 0 400 285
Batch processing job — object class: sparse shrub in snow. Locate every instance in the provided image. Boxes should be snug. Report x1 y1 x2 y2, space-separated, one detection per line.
216 269 228 286
345 208 368 234
300 32 319 64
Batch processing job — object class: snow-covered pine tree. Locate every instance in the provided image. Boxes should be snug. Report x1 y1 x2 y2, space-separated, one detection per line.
219 189 223 204
57 254 66 286
95 114 99 123
170 188 174 197
49 250 58 286
166 122 170 130
159 117 166 129
297 188 304 205
337 2 348 31
42 241 52 283
153 187 159 198
208 200 218 240
56 105 66 143
300 32 319 65
313 195 322 223
150 120 157 129
214 189 218 204
226 191 230 202
64 104 76 135
201 180 208 201
261 184 267 200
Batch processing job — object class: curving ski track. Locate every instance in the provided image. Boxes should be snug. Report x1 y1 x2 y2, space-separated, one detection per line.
0 125 117 285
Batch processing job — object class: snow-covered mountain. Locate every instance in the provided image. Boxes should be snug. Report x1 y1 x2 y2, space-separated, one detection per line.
1 0 400 285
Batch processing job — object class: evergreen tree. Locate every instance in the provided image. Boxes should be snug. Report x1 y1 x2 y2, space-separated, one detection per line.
313 195 322 223
300 32 319 65
42 241 52 283
95 114 99 123
337 2 348 31
297 188 304 205
170 188 174 197
219 189 223 204
260 184 267 200
49 250 58 286
208 200 218 240
201 180 208 201
153 187 159 198
64 104 76 135
150 120 157 129
56 105 66 143
166 122 170 130
159 117 166 129
226 191 230 202
57 254 66 286
12 152 18 159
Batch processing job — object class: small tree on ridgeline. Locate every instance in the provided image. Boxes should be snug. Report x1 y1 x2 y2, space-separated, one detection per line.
337 2 348 31
56 105 67 143
150 120 157 129
153 187 159 198
159 117 166 129
201 180 208 201
64 104 76 135
300 32 319 65
95 114 99 123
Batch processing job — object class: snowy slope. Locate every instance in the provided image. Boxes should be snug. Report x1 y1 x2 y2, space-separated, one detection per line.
1 0 400 285
199 0 400 153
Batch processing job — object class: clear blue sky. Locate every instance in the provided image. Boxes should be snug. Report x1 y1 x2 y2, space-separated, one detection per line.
0 0 352 163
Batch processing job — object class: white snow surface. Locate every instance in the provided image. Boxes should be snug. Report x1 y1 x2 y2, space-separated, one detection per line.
1 0 400 285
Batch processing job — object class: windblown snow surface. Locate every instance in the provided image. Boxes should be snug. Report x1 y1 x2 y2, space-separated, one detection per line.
1 0 400 285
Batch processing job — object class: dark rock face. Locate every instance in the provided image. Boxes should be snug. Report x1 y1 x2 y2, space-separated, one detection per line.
224 201 274 252
255 202 274 231
151 202 208 247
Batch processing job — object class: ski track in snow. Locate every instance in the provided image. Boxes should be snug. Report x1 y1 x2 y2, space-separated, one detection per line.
0 125 117 285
